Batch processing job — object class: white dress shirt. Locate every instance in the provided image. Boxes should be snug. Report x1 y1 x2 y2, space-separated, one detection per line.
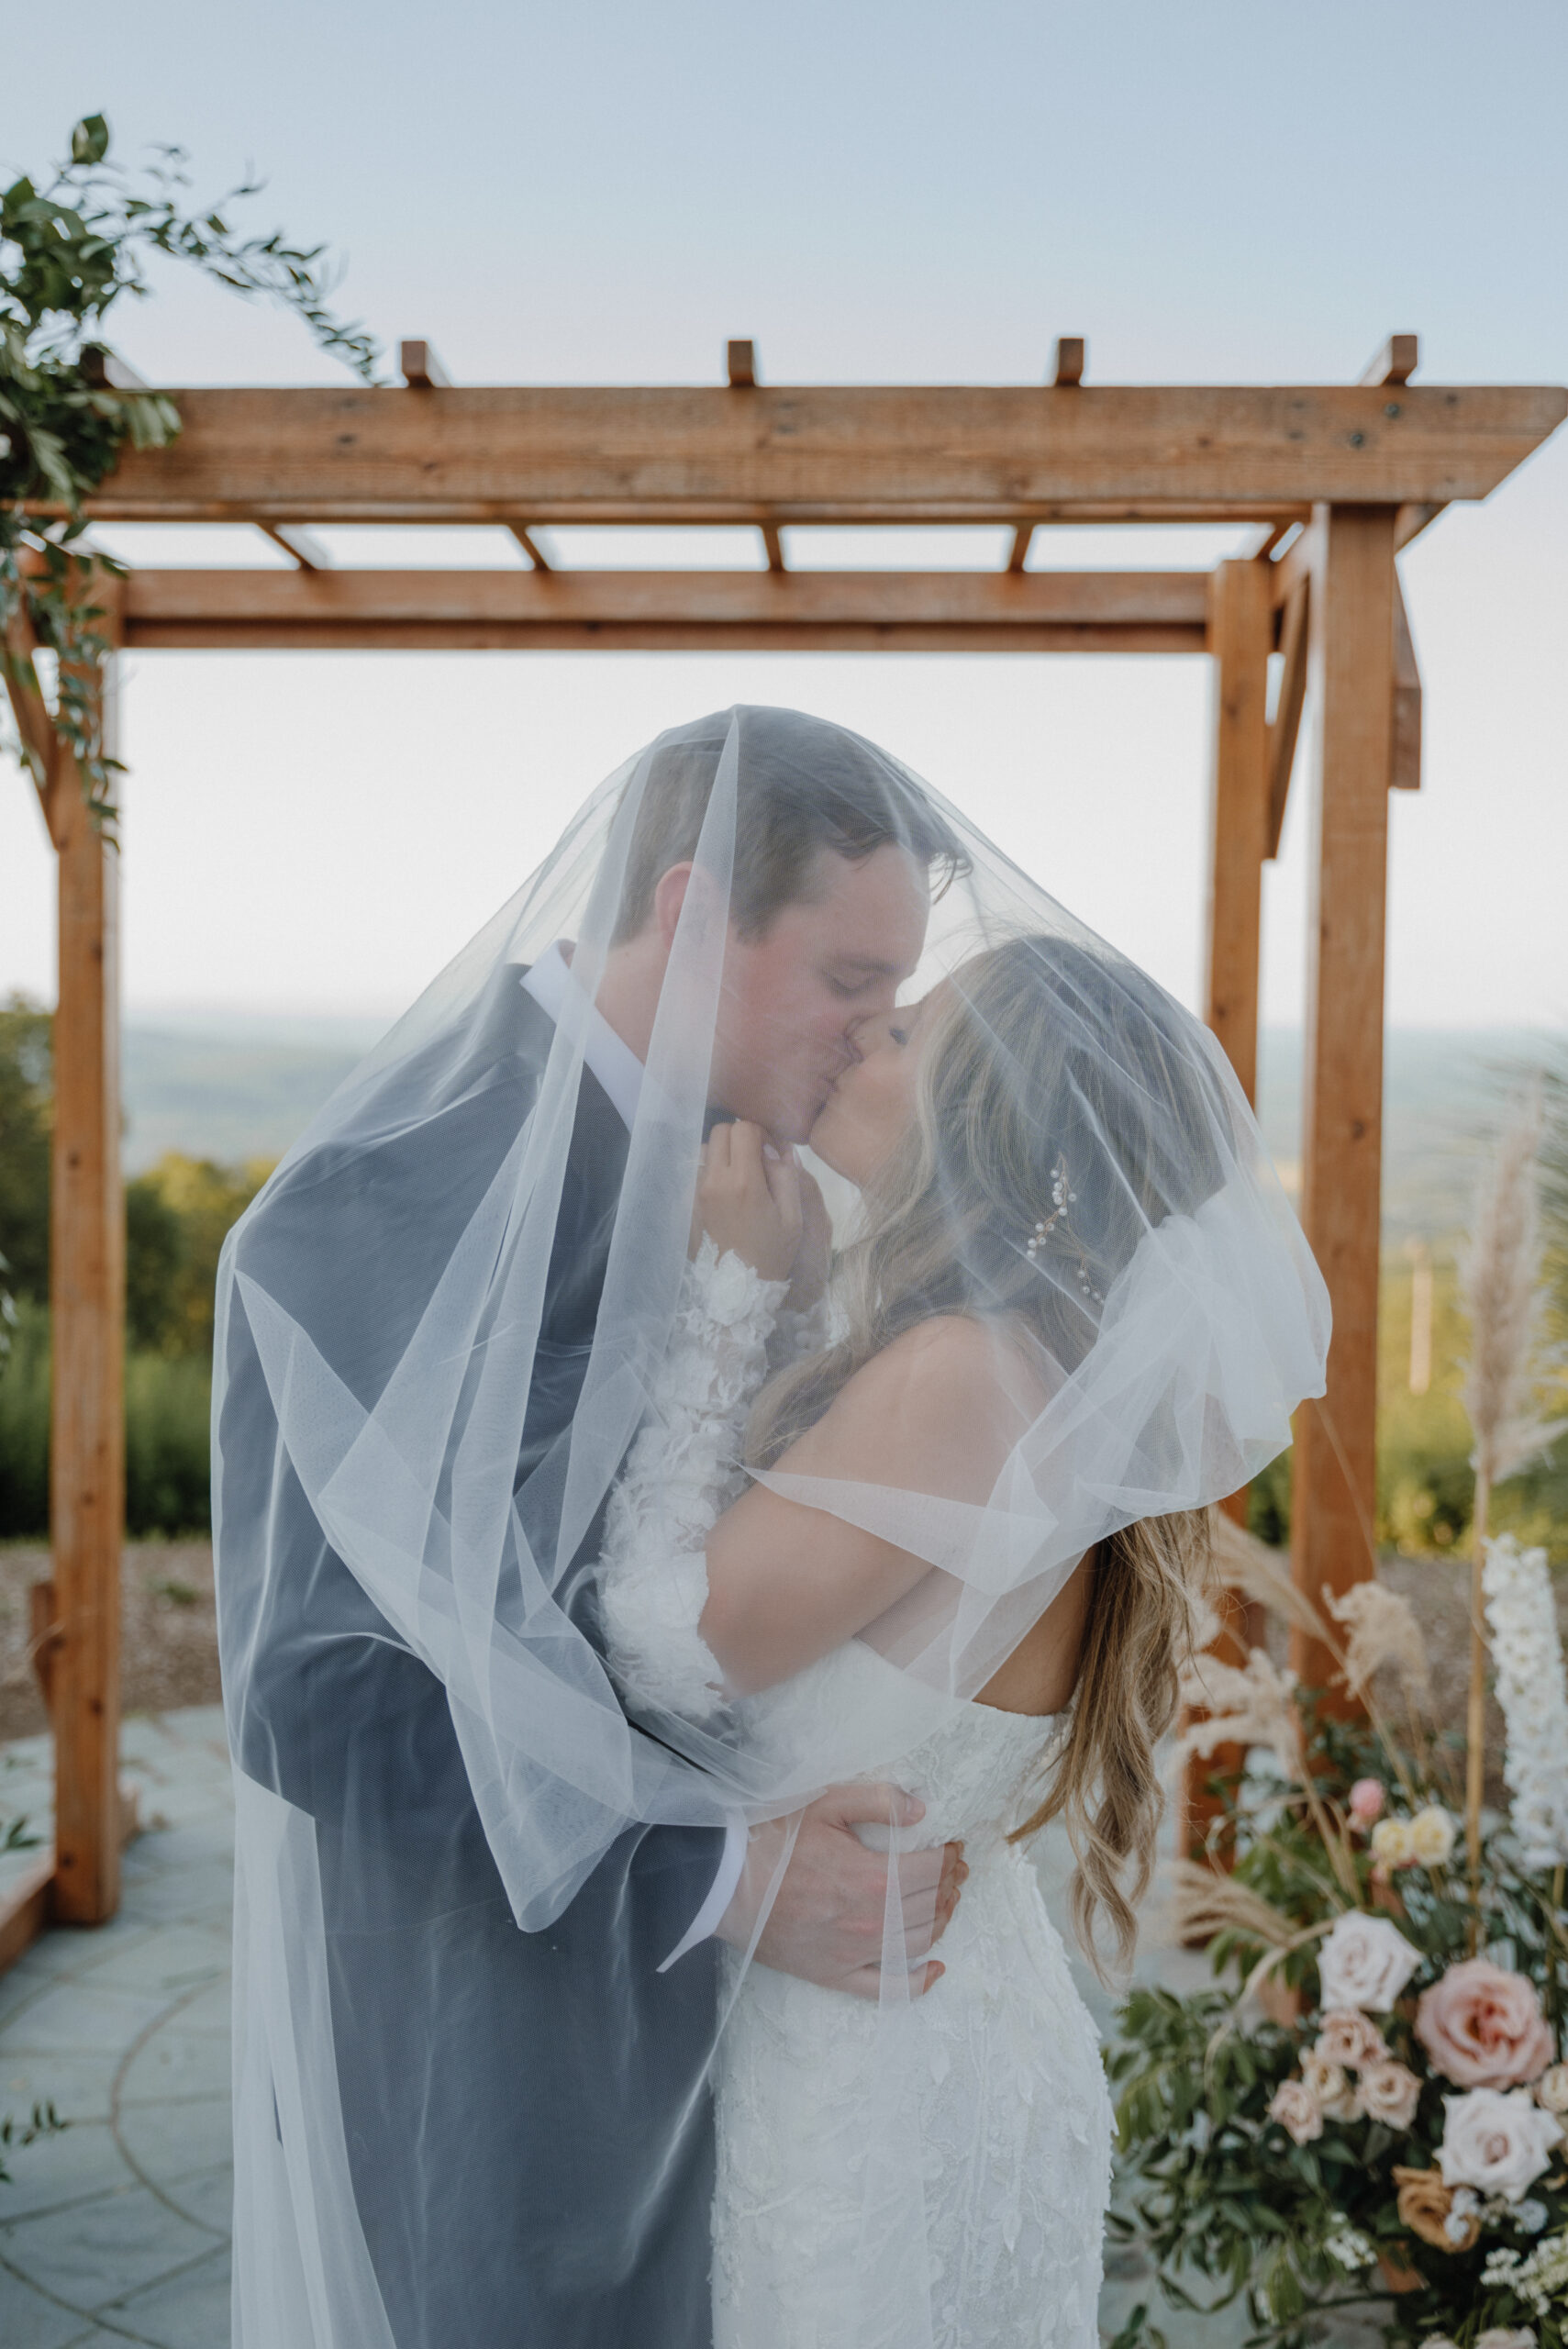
520 944 748 1969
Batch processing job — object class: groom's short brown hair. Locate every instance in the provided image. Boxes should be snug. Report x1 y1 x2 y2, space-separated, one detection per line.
612 707 964 944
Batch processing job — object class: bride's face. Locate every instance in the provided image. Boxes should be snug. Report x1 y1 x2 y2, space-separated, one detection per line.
808 987 942 1185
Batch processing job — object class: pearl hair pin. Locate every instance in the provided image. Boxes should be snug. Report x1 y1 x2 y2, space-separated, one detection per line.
1024 1158 1104 1304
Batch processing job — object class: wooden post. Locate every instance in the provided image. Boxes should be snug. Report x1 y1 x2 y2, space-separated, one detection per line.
1289 506 1397 1698
49 596 125 1926
1184 556 1273 1856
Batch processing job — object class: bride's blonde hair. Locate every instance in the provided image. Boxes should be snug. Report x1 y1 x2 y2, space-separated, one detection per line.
747 934 1221 1976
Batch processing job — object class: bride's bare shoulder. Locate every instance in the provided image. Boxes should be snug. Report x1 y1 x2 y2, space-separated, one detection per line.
787 1314 1043 1487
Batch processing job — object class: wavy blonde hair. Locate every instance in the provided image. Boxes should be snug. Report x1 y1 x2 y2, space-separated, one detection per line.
748 934 1223 1975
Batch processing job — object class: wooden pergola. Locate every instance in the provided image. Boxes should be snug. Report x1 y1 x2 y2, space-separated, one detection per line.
3 333 1564 1959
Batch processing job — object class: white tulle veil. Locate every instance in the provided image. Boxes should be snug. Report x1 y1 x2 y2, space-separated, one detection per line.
214 704 1329 2348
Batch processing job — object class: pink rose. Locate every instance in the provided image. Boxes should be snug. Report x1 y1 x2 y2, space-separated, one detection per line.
1360 2057 1422 2129
1269 2077 1323 2145
1415 1959 1555 2089
1315 2009 1385 2073
1349 1777 1385 1826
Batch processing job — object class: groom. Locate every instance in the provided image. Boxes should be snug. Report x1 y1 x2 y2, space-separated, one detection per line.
217 710 965 2347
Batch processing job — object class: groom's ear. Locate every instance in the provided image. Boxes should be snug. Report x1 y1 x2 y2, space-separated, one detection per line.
652 863 694 946
654 861 726 950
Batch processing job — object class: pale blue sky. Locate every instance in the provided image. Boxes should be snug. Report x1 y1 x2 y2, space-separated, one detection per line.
4 0 1566 1029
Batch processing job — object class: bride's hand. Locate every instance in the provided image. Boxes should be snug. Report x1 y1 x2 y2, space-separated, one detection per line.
785 1168 831 1313
692 1120 802 1283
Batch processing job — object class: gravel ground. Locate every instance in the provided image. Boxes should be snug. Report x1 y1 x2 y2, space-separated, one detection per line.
0 1538 221 1742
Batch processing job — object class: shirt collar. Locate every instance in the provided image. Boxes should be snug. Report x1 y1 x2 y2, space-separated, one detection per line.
519 941 644 1133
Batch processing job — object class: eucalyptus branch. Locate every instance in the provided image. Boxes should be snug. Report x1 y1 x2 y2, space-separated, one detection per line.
1 113 382 826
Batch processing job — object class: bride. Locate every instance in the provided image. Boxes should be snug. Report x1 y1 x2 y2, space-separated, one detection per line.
217 706 1328 2349
598 935 1236 2345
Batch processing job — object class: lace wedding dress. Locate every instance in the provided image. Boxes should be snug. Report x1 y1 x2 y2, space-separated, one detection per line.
600 1242 1113 2349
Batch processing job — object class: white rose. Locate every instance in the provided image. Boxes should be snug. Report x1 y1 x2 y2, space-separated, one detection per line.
1408 1806 1457 1865
1475 2331 1537 2349
1437 2087 1563 2202
1534 2061 1568 2116
1318 1911 1422 2013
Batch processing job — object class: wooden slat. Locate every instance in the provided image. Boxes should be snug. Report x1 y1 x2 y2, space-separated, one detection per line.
1290 505 1398 1699
1269 513 1319 612
119 566 1212 653
1395 500 1444 551
505 522 552 572
257 522 330 571
1052 337 1085 388
63 383 1567 525
1266 573 1310 857
1204 558 1272 1105
0 1854 54 1973
1391 571 1422 792
760 523 785 573
1006 524 1034 573
727 340 757 388
399 340 450 389
1360 333 1418 388
1 601 62 837
50 592 125 1926
80 347 150 393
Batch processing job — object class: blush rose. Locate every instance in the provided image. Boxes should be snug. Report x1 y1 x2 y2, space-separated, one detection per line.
1268 2078 1323 2145
1415 1959 1555 2089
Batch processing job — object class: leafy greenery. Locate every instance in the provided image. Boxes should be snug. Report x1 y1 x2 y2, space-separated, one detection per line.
0 2101 63 2189
1 113 379 824
0 1000 268 1532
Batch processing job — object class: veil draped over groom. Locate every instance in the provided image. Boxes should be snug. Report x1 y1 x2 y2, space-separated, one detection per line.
215 707 1328 2348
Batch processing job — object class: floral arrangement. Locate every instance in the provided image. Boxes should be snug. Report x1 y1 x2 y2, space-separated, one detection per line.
1108 1104 1568 2349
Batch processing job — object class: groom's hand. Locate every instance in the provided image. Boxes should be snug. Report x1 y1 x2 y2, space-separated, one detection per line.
716 1784 967 2000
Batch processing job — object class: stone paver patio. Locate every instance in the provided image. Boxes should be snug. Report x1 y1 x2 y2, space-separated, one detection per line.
1 1709 1248 2347
1 1711 233 2349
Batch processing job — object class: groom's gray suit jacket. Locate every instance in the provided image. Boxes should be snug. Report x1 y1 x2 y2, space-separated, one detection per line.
217 967 723 2349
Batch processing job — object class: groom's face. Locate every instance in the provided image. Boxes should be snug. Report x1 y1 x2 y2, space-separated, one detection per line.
709 843 929 1144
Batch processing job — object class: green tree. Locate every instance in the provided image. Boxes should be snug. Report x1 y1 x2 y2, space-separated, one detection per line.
0 993 51 1304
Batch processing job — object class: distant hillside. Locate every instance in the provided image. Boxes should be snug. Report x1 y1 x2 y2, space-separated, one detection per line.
123 1019 385 1173
123 1016 1564 1239
1256 1027 1562 1241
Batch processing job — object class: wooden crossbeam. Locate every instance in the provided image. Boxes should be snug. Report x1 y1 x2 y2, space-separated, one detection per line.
1360 333 1419 388
2 599 65 843
64 384 1566 526
1052 337 1085 388
117 566 1211 653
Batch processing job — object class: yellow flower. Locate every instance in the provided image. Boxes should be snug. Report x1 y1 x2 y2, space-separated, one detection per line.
1372 1817 1416 1867
1408 1806 1456 1866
